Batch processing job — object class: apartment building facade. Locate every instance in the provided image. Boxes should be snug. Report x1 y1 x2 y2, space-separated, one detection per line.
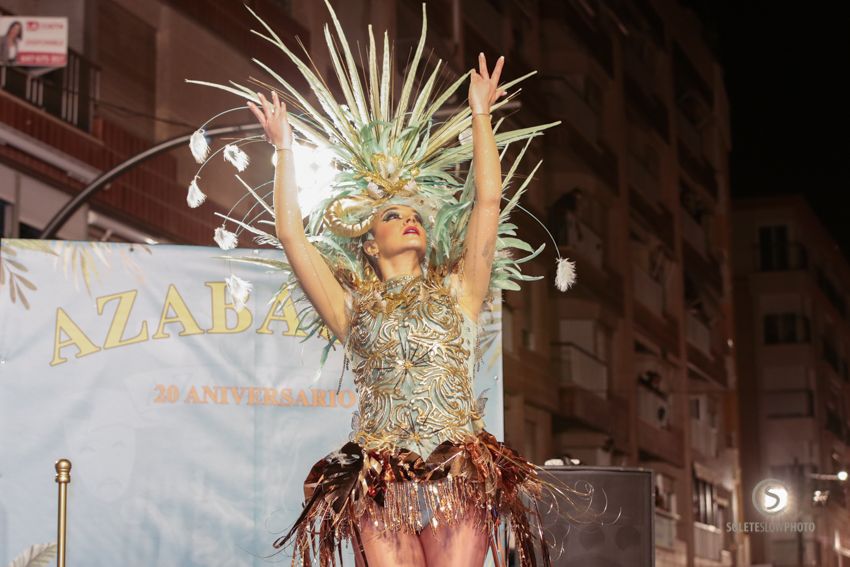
734 196 850 567
0 0 741 565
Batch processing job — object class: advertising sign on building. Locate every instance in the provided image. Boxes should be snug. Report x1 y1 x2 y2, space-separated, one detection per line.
0 17 68 67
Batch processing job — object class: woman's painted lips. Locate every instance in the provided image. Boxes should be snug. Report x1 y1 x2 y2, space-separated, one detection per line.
403 227 420 235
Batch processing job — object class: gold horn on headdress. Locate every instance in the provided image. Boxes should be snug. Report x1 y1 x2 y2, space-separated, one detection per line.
323 195 378 237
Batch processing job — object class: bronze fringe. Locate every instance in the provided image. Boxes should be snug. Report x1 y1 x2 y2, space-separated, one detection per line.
273 431 552 567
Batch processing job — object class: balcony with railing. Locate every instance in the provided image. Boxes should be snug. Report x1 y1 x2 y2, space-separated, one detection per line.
655 509 679 549
637 384 669 428
826 410 845 441
541 77 600 146
682 211 707 257
815 267 848 318
559 220 604 270
554 342 608 398
0 48 99 132
823 338 841 374
694 522 723 562
754 242 809 272
560 0 614 75
686 313 711 355
623 42 657 92
677 108 702 159
625 76 669 142
691 419 719 458
633 267 664 318
627 152 661 205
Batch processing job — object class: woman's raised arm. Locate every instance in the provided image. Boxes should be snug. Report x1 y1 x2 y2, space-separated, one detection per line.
459 54 507 320
248 92 350 340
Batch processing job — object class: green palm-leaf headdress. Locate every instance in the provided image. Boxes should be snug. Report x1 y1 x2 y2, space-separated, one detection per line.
185 1 575 344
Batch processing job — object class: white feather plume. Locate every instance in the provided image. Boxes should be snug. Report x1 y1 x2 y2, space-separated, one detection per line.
186 176 206 208
189 128 210 163
226 274 252 312
214 226 238 250
223 144 250 172
555 257 576 291
7 542 57 567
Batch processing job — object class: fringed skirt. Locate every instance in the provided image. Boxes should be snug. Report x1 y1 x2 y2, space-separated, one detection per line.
273 431 552 567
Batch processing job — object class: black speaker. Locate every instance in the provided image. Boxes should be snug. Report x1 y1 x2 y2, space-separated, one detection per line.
536 466 655 567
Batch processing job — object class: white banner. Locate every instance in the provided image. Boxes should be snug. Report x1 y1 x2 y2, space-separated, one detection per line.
0 17 68 67
0 239 503 566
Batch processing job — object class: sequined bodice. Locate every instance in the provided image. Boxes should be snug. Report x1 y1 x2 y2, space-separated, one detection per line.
346 274 480 456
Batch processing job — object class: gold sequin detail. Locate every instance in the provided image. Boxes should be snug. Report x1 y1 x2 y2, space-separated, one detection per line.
347 274 481 454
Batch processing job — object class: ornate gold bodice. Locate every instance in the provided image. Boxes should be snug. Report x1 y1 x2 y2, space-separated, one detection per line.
346 273 480 456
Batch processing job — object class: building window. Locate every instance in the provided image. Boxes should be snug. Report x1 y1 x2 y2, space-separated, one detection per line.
763 313 810 344
758 225 808 271
764 390 814 418
692 477 718 527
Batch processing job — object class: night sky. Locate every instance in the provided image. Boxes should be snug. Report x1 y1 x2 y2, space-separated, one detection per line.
682 1 850 255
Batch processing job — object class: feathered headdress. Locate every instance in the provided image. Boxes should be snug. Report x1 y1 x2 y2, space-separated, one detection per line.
186 1 575 349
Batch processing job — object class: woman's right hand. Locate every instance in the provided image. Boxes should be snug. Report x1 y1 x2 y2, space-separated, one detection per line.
247 91 293 150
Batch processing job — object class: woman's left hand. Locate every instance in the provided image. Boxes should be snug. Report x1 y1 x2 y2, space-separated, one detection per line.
468 53 507 115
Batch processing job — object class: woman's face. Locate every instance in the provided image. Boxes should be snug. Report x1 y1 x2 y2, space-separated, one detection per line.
7 23 21 41
368 204 426 260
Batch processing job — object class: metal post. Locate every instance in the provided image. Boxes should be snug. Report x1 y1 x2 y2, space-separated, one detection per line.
38 124 262 240
55 459 72 567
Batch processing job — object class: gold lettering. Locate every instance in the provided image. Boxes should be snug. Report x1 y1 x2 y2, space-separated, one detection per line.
207 282 252 334
50 308 101 366
312 389 327 407
184 386 202 404
339 390 356 408
202 386 219 404
296 390 310 406
263 387 278 406
248 387 261 405
153 285 204 339
256 288 306 337
279 388 293 406
97 290 149 349
229 387 246 405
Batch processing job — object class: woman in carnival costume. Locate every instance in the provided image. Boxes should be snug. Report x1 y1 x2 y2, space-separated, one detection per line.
187 2 586 566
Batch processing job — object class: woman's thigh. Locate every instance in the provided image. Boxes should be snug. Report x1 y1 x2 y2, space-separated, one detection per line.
418 514 490 567
356 520 426 567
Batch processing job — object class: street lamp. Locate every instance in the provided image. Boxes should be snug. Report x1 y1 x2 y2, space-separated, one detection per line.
808 471 849 481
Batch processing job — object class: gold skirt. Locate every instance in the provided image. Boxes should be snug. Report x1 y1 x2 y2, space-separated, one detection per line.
273 431 553 567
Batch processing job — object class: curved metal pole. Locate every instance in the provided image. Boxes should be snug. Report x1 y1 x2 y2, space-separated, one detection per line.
39 123 263 240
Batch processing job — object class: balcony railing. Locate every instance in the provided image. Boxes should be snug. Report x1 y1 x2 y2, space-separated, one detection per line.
754 242 808 271
627 153 661 204
686 313 712 355
677 108 702 158
826 411 844 440
682 212 707 256
554 342 608 398
691 419 719 458
655 509 678 549
633 267 664 317
624 45 657 91
562 221 603 269
0 48 99 132
542 77 599 145
816 267 848 318
694 522 723 561
637 385 669 429
823 338 841 373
